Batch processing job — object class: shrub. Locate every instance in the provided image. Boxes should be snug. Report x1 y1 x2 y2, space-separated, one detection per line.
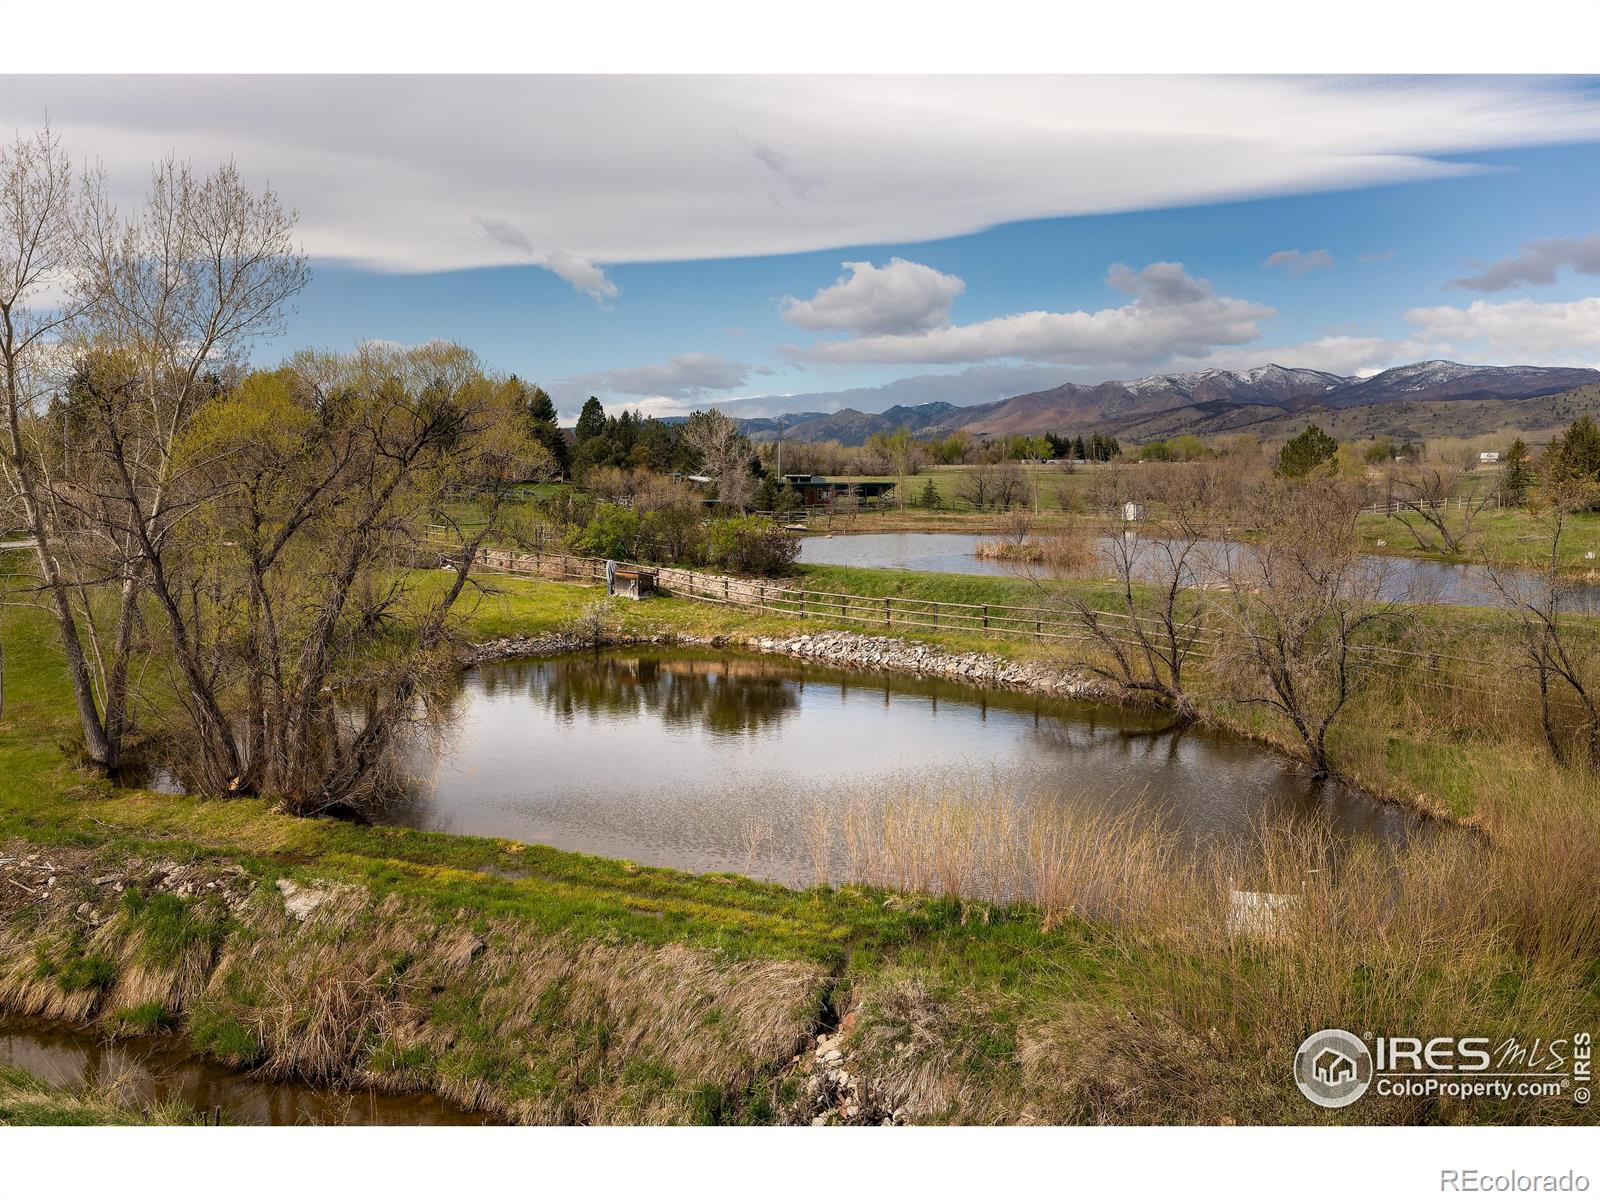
571 503 641 561
705 516 800 576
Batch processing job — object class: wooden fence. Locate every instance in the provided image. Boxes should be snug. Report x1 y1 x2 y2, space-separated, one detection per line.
1359 496 1499 517
440 533 1542 703
466 542 1103 643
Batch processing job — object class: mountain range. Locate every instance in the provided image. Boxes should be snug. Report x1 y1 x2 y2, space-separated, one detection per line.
737 361 1600 447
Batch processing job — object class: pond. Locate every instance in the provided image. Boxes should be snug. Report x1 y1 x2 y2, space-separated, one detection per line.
0 1017 490 1125
382 648 1420 887
796 530 1600 608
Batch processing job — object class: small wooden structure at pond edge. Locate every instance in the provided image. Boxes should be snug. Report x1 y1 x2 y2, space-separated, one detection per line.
609 565 657 600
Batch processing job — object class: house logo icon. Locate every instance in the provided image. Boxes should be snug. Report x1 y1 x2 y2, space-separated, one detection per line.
1294 1029 1372 1108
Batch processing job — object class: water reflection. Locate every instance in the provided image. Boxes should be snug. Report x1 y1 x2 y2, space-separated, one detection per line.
481 654 803 737
797 531 1600 609
384 649 1421 885
0 1017 490 1126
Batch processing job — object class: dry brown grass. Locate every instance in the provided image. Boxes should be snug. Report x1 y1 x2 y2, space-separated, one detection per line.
188 888 825 1124
826 779 1600 1124
819 780 1207 932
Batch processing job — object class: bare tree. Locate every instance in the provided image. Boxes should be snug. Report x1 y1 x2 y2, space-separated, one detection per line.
1054 463 1227 718
33 154 310 774
955 463 995 511
991 461 1031 510
1485 486 1600 770
0 127 114 761
1213 478 1407 777
682 409 753 512
1389 463 1492 555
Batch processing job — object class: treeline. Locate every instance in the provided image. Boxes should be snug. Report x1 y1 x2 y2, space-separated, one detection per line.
771 427 1123 477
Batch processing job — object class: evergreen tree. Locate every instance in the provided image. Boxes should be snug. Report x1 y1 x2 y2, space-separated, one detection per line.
1072 434 1086 460
506 376 569 477
1501 437 1534 507
920 476 941 509
1276 424 1338 478
574 396 607 443
1546 415 1600 484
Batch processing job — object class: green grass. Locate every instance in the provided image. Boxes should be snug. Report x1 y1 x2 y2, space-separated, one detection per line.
1357 504 1600 570
0 1064 202 1126
2 552 1596 1124
830 463 1103 513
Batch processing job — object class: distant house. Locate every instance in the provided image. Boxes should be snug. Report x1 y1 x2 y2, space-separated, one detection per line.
1479 451 1501 464
781 474 896 508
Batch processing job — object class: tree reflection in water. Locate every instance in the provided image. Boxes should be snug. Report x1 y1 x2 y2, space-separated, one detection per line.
471 654 804 736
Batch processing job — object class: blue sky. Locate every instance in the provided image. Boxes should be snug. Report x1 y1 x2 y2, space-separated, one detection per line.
8 75 1599 420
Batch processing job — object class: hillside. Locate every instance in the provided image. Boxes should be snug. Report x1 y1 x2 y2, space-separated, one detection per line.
740 362 1600 445
1111 382 1600 446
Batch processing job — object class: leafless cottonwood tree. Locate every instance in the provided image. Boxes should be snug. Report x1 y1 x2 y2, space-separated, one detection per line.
1 137 309 773
955 463 995 511
1213 478 1407 778
681 408 753 511
0 127 107 753
1388 463 1493 555
1485 484 1600 770
61 156 309 774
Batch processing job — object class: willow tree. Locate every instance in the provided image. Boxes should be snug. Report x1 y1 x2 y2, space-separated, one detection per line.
162 342 544 811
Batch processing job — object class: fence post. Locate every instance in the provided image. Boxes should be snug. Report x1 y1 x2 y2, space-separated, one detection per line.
932 601 939 629
884 597 891 628
982 604 990 631
758 581 765 611
724 577 730 602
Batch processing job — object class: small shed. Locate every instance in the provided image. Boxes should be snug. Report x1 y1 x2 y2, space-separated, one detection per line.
609 565 657 600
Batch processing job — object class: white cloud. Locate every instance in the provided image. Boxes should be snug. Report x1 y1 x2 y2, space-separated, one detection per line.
571 352 750 399
781 258 965 335
790 262 1274 368
1448 234 1600 292
1403 296 1600 361
11 76 1596 274
1262 248 1334 276
472 217 617 302
1357 249 1396 263
1177 335 1426 377
541 252 617 303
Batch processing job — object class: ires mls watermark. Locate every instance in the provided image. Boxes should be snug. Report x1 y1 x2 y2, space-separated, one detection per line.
1293 1028 1592 1109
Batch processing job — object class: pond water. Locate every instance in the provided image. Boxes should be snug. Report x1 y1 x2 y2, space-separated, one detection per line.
796 530 1600 608
383 649 1420 886
0 1017 490 1125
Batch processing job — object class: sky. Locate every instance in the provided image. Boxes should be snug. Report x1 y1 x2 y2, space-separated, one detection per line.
6 75 1600 422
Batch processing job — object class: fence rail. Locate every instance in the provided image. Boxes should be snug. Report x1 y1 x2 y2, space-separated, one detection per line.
434 535 1533 687
1359 496 1499 517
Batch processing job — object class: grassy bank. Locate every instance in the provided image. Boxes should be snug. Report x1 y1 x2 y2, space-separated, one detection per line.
0 566 1595 1125
1355 505 1600 571
0 1063 202 1126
